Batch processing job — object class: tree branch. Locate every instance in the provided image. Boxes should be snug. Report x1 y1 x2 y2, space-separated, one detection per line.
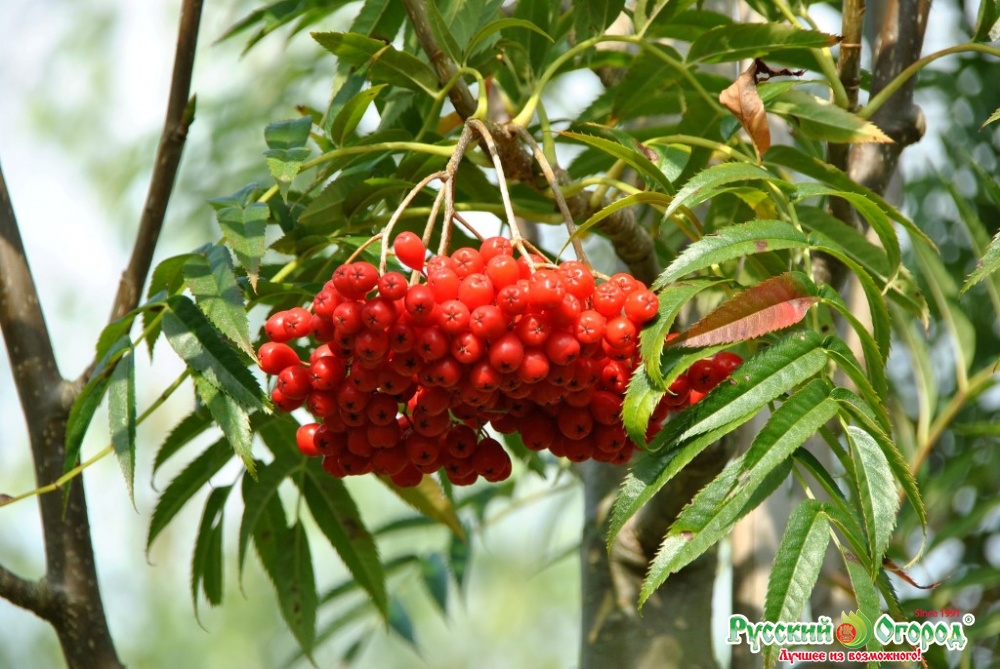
0 563 55 621
105 0 203 326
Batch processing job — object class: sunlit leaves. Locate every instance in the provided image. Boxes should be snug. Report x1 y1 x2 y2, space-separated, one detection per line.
182 244 253 356
108 342 137 505
847 426 900 570
688 24 839 63
313 32 439 95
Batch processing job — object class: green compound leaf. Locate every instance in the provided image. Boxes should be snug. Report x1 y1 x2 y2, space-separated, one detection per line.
301 461 388 617
191 484 231 619
215 201 268 291
561 132 676 195
313 32 439 95
147 438 233 551
237 454 299 580
152 406 212 477
962 228 1000 295
193 373 255 478
65 334 131 472
688 24 839 63
378 475 465 538
846 425 900 572
640 379 836 604
182 244 253 356
264 117 312 150
640 278 720 386
108 342 137 507
662 161 776 222
609 330 827 550
652 220 808 290
253 496 318 657
331 83 387 147
769 90 892 144
762 500 831 669
162 295 263 411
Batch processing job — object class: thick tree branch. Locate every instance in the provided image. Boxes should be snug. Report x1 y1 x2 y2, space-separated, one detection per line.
400 0 660 284
106 0 203 326
0 563 55 621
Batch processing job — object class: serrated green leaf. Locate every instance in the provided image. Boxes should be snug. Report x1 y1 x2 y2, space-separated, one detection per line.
387 596 416 646
623 366 664 447
153 406 212 477
653 219 809 290
663 162 775 222
191 485 231 618
769 90 892 144
846 426 899 570
330 84 387 147
147 438 233 550
238 454 299 579
425 0 462 63
688 24 838 63
765 146 934 249
560 132 675 194
216 202 268 290
669 272 818 348
183 245 253 356
809 243 891 362
378 475 464 538
793 183 899 277
981 106 1000 129
65 334 131 472
312 32 439 95
640 279 719 386
832 389 926 550
193 374 254 478
609 331 827 548
264 147 312 184
821 334 890 432
465 18 552 59
302 462 387 616
421 553 450 614
762 500 831 669
163 295 263 411
265 117 312 151
253 497 317 656
561 192 675 258
840 549 885 655
108 343 137 506
962 228 1000 295
641 380 836 602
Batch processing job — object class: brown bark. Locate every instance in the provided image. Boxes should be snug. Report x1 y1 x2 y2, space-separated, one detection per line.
0 1 203 665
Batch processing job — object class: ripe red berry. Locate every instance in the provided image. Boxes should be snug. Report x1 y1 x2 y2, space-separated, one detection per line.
265 311 294 343
479 236 513 261
688 358 725 393
713 351 744 376
393 231 426 271
623 290 659 324
258 342 302 375
277 365 313 399
296 423 322 457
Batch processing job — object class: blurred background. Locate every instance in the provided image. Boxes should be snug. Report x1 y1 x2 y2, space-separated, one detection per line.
2 0 999 667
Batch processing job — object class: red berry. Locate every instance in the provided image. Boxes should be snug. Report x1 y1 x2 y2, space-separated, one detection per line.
258 342 302 375
713 351 743 376
688 359 724 393
296 423 322 457
623 290 659 324
393 231 426 271
378 271 408 300
265 311 293 343
451 247 484 278
277 365 313 399
479 236 513 261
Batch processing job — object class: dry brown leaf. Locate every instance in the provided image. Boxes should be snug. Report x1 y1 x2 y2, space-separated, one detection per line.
719 60 770 157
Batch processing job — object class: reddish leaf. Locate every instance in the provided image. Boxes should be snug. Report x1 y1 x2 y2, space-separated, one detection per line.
668 273 818 348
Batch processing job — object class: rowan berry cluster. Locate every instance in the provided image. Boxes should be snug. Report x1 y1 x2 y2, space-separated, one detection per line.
257 231 661 487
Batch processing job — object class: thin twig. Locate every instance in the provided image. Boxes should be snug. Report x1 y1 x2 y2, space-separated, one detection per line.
438 125 475 256
514 125 589 266
104 0 204 330
379 170 447 274
467 119 533 268
451 212 484 241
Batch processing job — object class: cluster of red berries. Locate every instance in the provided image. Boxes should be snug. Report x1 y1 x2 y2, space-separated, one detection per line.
644 348 744 441
256 231 662 488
